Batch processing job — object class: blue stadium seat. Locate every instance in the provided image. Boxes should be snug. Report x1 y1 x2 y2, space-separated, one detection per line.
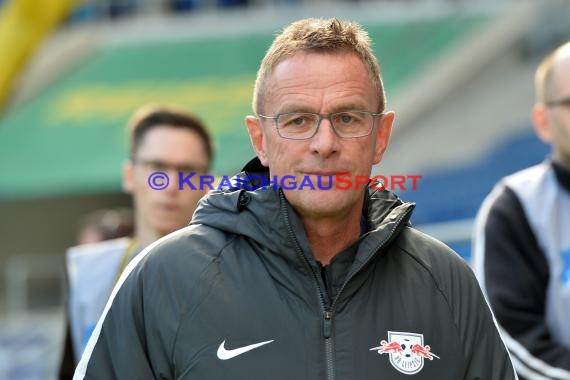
399 126 549 226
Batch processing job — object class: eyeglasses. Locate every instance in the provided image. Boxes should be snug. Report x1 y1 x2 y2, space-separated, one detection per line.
545 96 570 108
257 110 383 140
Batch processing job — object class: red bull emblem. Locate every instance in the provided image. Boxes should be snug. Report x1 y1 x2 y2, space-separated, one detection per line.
369 331 440 375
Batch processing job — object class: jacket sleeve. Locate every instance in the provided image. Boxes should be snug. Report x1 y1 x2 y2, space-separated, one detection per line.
73 249 175 380
444 246 518 379
472 185 570 378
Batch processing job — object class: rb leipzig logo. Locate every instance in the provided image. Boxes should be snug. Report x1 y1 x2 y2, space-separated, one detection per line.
369 331 440 375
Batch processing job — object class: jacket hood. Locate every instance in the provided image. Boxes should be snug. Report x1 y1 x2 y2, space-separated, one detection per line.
191 158 415 262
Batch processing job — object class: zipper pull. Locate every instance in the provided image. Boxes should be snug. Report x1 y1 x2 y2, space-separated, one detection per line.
323 310 332 339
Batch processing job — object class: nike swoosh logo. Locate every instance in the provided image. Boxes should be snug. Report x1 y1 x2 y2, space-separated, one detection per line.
216 339 274 360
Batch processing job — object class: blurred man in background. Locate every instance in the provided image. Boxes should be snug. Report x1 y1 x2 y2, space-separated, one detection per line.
473 41 570 379
75 18 515 379
59 104 213 378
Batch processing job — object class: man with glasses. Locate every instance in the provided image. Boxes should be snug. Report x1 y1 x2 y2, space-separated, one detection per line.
60 105 213 378
75 18 516 379
473 41 570 379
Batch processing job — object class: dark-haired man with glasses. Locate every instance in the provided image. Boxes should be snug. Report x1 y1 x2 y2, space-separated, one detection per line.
60 105 212 378
123 105 212 248
473 41 570 379
76 18 516 379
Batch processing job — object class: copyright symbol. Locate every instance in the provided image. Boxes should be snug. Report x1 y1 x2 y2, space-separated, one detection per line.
148 172 169 190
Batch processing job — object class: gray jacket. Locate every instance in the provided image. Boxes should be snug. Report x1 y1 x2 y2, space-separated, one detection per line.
473 161 570 379
75 160 516 379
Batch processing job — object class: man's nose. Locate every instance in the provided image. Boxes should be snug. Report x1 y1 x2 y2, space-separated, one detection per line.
309 118 339 157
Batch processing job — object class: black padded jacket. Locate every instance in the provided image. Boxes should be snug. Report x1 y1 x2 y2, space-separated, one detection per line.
75 160 517 380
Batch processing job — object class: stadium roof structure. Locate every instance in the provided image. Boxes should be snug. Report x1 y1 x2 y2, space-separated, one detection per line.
0 14 488 200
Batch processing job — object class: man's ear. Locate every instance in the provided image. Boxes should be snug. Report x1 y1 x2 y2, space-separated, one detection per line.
245 116 269 166
532 104 553 144
373 111 395 164
123 160 135 194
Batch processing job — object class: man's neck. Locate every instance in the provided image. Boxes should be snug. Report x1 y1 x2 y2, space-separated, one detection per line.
302 208 363 266
135 224 161 251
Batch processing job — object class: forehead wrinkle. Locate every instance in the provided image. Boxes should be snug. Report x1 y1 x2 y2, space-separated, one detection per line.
268 82 373 113
265 83 322 114
263 52 376 114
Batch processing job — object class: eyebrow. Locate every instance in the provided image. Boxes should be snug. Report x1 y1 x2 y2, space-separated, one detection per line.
276 102 371 114
275 105 315 114
134 158 207 169
328 103 370 112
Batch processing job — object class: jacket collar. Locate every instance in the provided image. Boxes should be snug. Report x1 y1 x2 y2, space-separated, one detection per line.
552 160 570 193
193 157 415 268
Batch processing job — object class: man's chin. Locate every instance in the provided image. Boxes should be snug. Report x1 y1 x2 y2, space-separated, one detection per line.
156 222 188 237
284 188 359 216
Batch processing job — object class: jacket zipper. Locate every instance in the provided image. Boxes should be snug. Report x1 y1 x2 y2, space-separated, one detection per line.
280 191 413 380
323 207 412 380
323 310 334 380
280 193 335 380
